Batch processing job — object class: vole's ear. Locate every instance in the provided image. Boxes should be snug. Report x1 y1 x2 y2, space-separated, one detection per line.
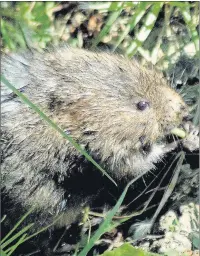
1 53 32 102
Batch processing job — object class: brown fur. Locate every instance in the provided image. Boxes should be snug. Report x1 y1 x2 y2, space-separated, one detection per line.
1 47 189 226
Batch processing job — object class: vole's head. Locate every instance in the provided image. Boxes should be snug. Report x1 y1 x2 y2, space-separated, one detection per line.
76 60 189 152
129 67 189 141
50 50 189 177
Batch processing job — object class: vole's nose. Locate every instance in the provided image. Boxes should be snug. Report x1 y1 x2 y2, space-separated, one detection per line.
182 114 193 122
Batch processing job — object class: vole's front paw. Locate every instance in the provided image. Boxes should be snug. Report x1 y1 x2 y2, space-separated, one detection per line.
182 122 199 151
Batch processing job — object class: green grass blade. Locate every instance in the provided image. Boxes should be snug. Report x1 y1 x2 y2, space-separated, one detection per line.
126 2 163 57
1 224 33 250
79 2 112 11
179 3 199 52
22 214 64 242
2 213 65 252
151 151 185 226
1 19 16 50
5 234 27 256
77 177 141 256
112 2 151 52
1 207 34 244
1 75 117 186
150 4 173 64
91 3 123 49
193 97 200 126
1 215 7 223
0 249 8 256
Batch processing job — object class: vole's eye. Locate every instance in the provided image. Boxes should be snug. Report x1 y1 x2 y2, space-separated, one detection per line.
137 101 149 111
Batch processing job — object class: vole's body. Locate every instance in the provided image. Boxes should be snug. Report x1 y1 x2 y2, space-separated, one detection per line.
1 48 190 225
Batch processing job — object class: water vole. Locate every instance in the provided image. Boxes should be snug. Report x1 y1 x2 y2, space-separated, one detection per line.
1 47 198 226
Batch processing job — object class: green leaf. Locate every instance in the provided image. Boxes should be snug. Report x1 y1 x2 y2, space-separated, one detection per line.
164 249 179 256
100 243 160 256
189 232 200 249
